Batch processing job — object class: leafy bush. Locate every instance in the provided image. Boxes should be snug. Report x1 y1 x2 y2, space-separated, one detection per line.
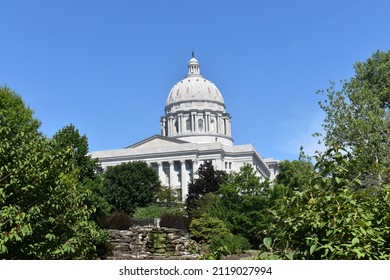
0 87 107 259
133 205 181 219
101 212 133 230
96 240 114 259
102 161 161 215
186 162 226 214
189 214 232 244
210 234 251 254
263 145 390 259
199 246 230 260
155 185 182 207
160 213 191 231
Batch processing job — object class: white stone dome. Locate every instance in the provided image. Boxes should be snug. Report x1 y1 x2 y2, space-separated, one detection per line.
161 54 233 146
166 76 225 107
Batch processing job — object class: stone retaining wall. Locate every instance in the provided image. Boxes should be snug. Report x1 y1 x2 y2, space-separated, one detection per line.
107 227 200 260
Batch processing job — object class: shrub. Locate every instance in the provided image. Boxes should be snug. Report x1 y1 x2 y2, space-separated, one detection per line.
210 234 251 254
96 240 114 259
100 212 133 230
160 213 191 231
102 161 161 215
133 205 181 219
189 214 232 244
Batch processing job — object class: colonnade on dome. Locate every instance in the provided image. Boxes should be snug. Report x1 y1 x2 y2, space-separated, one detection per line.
161 110 232 143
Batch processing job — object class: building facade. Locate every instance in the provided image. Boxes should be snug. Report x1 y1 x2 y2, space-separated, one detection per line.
91 55 278 200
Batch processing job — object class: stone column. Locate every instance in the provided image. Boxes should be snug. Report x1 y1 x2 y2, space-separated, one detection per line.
169 161 175 188
215 159 223 170
161 118 166 136
170 117 174 136
227 119 232 137
178 114 183 134
192 159 199 180
206 112 210 132
157 162 164 183
167 118 171 136
182 116 186 133
191 112 196 132
189 112 193 132
216 114 221 133
180 160 188 201
172 117 176 136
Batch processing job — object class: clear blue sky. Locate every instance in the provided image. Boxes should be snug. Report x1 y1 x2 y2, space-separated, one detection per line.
1 0 389 160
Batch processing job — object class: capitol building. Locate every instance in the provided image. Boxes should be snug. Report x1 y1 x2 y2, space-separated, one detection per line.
91 54 278 200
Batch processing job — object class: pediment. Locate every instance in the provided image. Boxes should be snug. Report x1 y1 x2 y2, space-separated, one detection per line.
125 135 189 149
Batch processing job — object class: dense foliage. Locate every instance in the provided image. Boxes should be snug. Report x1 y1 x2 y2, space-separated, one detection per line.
217 165 274 247
194 50 390 260
100 212 133 230
260 50 390 260
52 124 98 182
160 213 191 231
102 161 161 215
52 124 111 221
261 145 390 260
133 205 181 219
0 87 106 259
210 234 251 255
189 214 232 244
317 49 390 187
186 162 226 214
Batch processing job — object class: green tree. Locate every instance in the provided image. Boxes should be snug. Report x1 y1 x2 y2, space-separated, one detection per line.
275 159 314 191
186 162 226 213
218 164 273 247
317 49 390 187
52 124 98 182
102 161 161 215
0 86 106 259
262 145 390 260
189 213 232 244
52 124 111 220
189 164 287 248
261 50 390 260
155 185 181 207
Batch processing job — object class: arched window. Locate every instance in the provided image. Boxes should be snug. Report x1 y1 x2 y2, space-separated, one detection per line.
198 119 204 131
210 118 215 132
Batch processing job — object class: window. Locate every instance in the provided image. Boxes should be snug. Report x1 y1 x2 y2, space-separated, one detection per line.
185 160 193 170
225 162 232 170
198 119 204 131
150 162 158 174
174 161 181 171
210 118 215 132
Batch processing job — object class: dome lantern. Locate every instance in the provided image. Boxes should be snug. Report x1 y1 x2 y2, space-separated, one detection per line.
187 52 201 76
